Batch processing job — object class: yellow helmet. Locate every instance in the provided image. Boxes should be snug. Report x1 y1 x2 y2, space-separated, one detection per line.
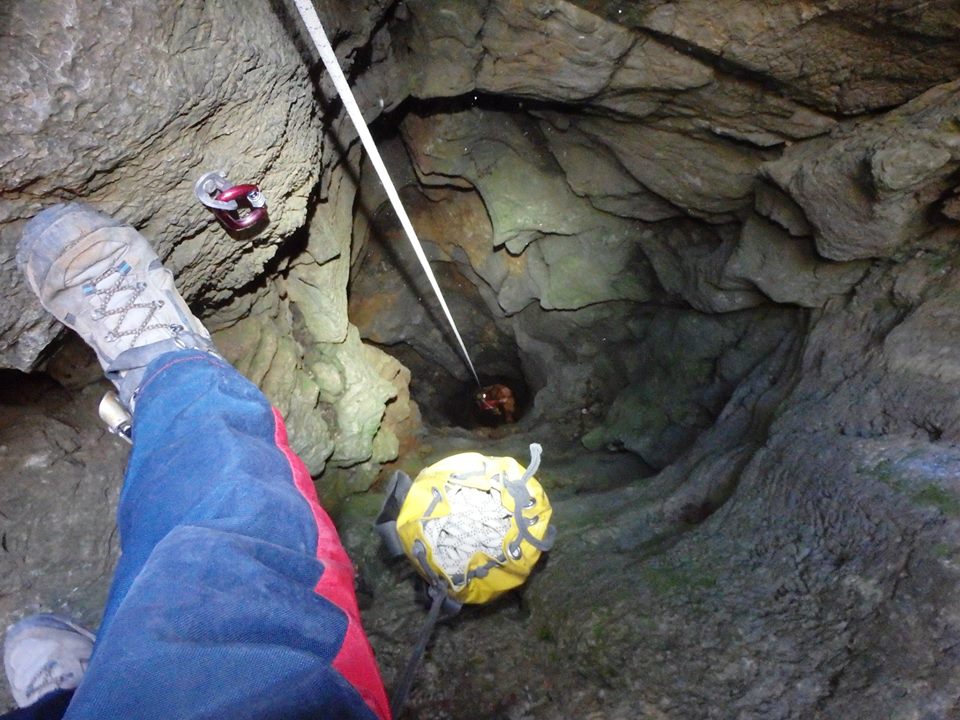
376 444 555 607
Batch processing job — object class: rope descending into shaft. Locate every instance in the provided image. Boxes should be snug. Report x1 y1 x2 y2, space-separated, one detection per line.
291 0 480 385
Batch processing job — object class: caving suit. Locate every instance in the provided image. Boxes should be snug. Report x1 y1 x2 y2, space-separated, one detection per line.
5 350 390 720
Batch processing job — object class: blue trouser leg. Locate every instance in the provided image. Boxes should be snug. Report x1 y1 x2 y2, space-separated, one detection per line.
11 351 389 720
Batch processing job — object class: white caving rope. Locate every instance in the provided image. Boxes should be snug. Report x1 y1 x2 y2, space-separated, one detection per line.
291 0 481 385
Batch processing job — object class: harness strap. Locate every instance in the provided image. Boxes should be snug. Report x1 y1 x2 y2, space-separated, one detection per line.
389 586 446 720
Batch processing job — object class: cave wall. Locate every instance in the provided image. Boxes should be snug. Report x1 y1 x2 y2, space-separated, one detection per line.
3 0 960 718
4 0 959 494
0 0 417 482
337 3 960 718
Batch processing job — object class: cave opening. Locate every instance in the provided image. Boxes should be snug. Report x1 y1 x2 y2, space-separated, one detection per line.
345 93 806 461
348 183 539 431
345 105 559 433
392 341 534 430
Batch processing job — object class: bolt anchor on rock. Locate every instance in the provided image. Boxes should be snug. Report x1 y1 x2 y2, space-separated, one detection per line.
194 170 268 233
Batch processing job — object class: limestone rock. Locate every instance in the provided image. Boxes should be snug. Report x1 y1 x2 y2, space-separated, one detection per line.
286 156 361 346
637 222 765 313
765 80 960 261
512 300 647 426
402 0 489 98
526 231 650 310
477 0 635 100
402 110 587 251
595 0 960 114
724 213 870 308
468 0 837 145
890 235 956 309
322 344 422 501
647 79 836 148
884 270 960 386
753 181 812 237
400 108 659 316
582 380 710 468
363 346 419 465
311 326 397 468
211 280 406 486
572 115 765 221
349 230 500 381
582 309 795 468
942 188 960 223
604 31 714 95
0 380 127 701
212 300 333 476
538 117 684 223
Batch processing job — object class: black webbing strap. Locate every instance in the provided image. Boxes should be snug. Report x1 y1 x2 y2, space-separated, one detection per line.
389 585 446 719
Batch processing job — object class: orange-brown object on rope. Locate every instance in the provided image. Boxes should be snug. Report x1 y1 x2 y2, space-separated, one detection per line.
475 384 516 423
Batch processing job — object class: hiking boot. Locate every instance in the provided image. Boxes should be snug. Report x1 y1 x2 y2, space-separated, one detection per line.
17 203 216 408
3 613 96 708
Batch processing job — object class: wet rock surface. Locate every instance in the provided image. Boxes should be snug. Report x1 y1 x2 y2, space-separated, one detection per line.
3 0 960 717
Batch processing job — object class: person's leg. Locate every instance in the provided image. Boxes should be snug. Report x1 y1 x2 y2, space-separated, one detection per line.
15 204 389 720
66 350 388 720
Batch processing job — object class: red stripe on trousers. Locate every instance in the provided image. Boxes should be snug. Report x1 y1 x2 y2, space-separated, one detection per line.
272 408 391 720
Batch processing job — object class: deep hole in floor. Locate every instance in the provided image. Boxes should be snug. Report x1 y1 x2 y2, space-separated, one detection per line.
380 341 534 430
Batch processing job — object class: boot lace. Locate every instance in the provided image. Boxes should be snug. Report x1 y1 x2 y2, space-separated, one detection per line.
83 261 181 346
23 659 74 702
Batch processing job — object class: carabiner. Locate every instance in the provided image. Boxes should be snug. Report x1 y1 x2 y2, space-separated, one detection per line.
212 183 268 232
194 171 269 232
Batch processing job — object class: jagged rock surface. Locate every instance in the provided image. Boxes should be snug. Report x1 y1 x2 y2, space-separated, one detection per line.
764 80 960 261
0 379 127 670
0 0 406 478
569 0 960 115
3 0 960 718
348 3 960 719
